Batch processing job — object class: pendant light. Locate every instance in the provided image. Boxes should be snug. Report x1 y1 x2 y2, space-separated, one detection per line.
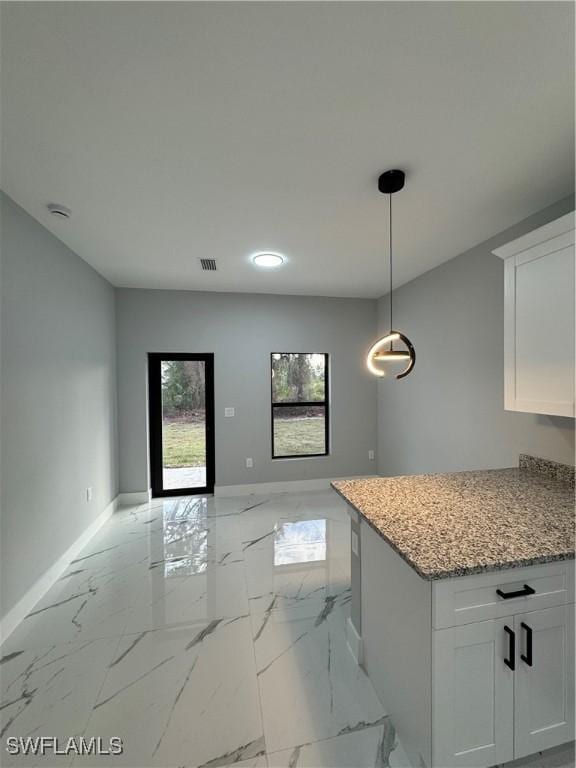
366 169 416 379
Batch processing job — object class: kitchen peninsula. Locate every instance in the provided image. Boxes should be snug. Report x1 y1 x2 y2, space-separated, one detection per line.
333 455 575 768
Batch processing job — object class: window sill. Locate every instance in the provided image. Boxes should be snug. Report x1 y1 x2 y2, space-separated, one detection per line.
272 454 330 462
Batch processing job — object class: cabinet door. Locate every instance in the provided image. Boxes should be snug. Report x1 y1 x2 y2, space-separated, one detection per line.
514 605 575 759
433 618 514 767
504 241 575 417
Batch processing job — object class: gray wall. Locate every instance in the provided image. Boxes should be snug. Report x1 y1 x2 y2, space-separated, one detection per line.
116 290 378 491
377 196 575 476
0 194 118 618
3 188 572 621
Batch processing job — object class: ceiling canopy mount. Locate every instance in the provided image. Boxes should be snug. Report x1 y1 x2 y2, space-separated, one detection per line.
377 169 405 195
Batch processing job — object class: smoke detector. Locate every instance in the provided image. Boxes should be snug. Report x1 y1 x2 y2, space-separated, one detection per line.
47 203 72 219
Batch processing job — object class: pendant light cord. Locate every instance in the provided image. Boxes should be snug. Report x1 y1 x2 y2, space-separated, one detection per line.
389 193 393 345
389 193 392 329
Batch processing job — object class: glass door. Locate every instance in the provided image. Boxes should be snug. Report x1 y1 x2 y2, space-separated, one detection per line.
148 353 215 496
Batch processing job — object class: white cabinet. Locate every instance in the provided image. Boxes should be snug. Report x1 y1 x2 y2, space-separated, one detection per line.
514 605 575 758
432 605 575 768
493 212 575 417
357 521 575 768
433 618 514 768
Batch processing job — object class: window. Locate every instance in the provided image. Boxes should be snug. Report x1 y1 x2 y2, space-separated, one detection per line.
271 353 329 458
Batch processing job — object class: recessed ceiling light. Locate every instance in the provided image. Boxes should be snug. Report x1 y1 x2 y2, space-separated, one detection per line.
252 252 284 268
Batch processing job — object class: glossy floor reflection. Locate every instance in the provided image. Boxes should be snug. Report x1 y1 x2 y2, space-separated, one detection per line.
1 491 409 768
1 492 573 768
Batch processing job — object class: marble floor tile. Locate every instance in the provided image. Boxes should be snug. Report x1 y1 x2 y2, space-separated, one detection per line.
248 585 351 630
163 497 243 548
1 637 121 767
3 558 148 652
236 492 350 549
70 520 153 560
75 617 263 767
210 496 269 518
145 501 244 566
123 561 250 633
388 739 413 768
252 597 385 753
215 758 268 768
267 719 407 768
180 757 268 768
1 491 411 768
243 516 350 622
229 758 268 768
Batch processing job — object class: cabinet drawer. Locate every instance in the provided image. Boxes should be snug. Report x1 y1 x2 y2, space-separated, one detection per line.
433 560 574 629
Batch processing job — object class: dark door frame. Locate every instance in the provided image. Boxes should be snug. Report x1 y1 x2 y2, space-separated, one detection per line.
148 353 215 497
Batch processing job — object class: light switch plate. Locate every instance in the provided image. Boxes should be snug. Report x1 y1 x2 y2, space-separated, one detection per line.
368 450 375 460
246 457 253 468
224 407 235 417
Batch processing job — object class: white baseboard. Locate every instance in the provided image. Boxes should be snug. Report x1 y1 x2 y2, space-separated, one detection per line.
118 489 151 506
214 474 376 498
0 495 119 647
346 616 364 666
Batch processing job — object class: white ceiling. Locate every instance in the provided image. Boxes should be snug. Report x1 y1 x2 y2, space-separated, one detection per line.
2 2 574 298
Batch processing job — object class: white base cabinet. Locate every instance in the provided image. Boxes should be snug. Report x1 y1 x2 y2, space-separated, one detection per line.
514 605 575 759
433 618 514 768
358 521 575 768
432 606 575 768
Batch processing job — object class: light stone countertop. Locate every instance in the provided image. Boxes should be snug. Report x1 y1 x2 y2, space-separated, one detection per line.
332 457 575 580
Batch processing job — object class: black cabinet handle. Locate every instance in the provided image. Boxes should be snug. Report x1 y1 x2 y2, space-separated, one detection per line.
504 625 515 671
496 584 535 600
521 622 533 667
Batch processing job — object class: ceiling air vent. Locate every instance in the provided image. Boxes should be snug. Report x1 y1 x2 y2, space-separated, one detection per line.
200 258 218 272
47 203 72 219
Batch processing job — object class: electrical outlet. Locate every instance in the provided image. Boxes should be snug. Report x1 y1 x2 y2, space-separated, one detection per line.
246 457 253 468
368 450 375 460
86 486 93 502
224 407 235 417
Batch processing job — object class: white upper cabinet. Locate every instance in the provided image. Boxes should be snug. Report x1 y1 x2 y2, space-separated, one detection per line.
493 213 575 417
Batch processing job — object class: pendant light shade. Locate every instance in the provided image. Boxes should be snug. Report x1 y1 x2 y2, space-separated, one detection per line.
366 170 416 379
